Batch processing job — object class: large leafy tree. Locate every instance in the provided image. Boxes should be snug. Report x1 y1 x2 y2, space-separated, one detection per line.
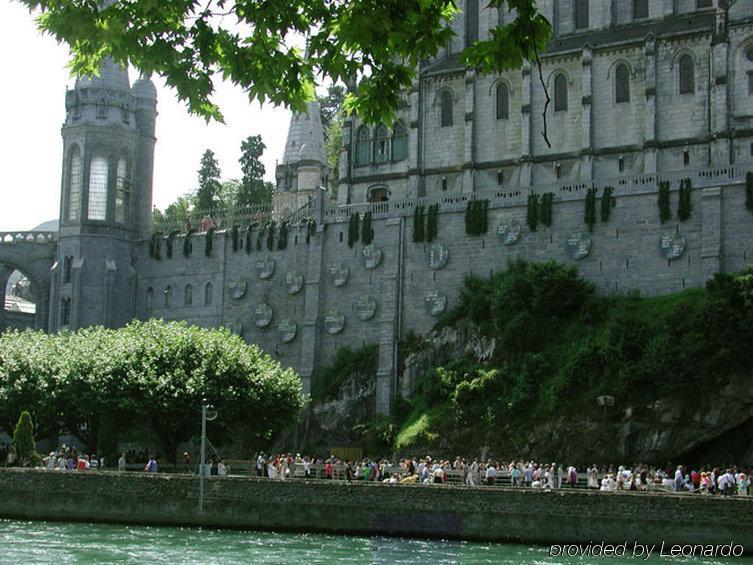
237 135 273 208
195 149 222 212
19 0 551 125
152 195 193 231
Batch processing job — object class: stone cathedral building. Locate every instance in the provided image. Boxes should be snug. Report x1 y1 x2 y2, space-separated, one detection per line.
3 0 753 415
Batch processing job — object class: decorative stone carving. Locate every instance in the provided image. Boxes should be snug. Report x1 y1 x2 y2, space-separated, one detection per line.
354 295 378 321
284 271 305 295
659 232 686 260
254 303 273 328
427 243 450 270
228 277 247 300
324 310 346 334
425 290 447 317
497 220 522 246
362 244 383 269
329 263 349 287
278 318 297 343
566 232 592 260
255 256 275 279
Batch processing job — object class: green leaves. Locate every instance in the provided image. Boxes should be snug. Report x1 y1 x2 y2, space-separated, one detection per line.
20 0 549 124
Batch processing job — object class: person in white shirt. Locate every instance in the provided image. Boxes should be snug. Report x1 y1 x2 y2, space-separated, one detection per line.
485 464 497 485
118 453 127 472
217 461 227 477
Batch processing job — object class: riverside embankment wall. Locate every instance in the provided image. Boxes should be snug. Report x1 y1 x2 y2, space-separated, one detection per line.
1 469 751 549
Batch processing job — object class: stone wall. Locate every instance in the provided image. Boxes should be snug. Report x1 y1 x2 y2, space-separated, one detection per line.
0 469 751 548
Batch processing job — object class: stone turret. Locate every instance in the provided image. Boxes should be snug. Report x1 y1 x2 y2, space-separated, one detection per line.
274 100 330 213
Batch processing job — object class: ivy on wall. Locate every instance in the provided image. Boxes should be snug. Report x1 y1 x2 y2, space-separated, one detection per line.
348 212 360 247
600 186 615 223
231 225 240 252
658 181 671 223
413 205 425 242
165 229 179 259
465 199 489 237
678 178 692 222
361 212 374 245
245 227 253 255
183 229 196 257
149 231 163 260
426 204 439 243
747 172 753 212
526 194 539 232
256 225 265 251
205 226 216 257
539 192 554 227
306 219 316 244
278 221 289 250
584 187 597 232
266 221 276 251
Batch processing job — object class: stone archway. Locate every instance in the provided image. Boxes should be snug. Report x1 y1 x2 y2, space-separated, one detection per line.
0 231 55 333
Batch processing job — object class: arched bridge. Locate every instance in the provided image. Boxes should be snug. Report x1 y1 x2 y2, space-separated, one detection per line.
0 231 56 333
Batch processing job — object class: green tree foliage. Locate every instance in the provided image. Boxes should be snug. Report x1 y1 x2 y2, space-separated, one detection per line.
658 181 671 223
311 344 378 402
237 135 273 208
196 149 222 212
22 1 550 125
584 187 597 232
678 178 692 222
318 86 346 186
0 321 303 461
600 186 615 223
153 196 193 232
526 193 539 232
12 411 38 467
539 192 554 227
413 205 426 243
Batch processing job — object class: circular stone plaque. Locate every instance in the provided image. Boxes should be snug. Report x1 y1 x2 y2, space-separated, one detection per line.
659 232 686 260
328 263 349 287
255 256 275 279
427 243 450 270
362 244 383 269
497 220 522 246
324 310 346 334
284 271 305 295
354 295 378 321
425 290 447 317
228 277 247 300
254 303 273 328
566 232 592 260
278 318 297 343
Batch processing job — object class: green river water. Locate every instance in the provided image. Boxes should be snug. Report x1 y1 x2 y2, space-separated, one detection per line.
1 520 750 564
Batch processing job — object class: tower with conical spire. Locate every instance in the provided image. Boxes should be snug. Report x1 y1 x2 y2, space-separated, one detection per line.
274 100 330 213
49 58 157 332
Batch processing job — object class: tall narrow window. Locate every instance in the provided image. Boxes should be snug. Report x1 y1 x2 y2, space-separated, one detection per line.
63 256 73 284
440 91 453 127
355 126 371 165
68 147 83 222
679 55 695 95
554 74 568 111
466 0 479 46
747 71 753 96
575 0 589 30
441 177 448 191
633 0 648 19
146 287 154 309
373 125 389 163
61 298 71 327
496 83 509 119
184 284 193 306
114 157 129 224
392 122 408 161
615 64 630 104
88 155 109 221
204 282 213 305
164 285 172 308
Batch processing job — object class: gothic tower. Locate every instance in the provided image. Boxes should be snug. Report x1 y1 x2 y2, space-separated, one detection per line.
274 100 330 213
49 59 157 331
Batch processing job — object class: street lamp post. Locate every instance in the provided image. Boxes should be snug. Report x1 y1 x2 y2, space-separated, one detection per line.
198 400 217 513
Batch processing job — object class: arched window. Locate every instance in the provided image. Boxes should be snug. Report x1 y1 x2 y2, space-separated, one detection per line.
114 156 129 224
355 126 371 165
615 64 630 104
146 287 153 309
575 0 589 29
466 0 479 46
440 91 453 127
374 125 389 163
679 55 695 95
392 122 408 161
204 282 213 305
164 285 172 308
67 146 83 222
554 74 568 112
368 186 390 203
184 284 193 306
88 155 109 221
441 177 448 191
496 83 509 119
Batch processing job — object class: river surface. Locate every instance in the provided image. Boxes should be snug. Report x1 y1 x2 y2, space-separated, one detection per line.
1 520 750 564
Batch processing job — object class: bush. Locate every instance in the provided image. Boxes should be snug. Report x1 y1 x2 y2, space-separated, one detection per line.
311 344 378 402
12 411 38 467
